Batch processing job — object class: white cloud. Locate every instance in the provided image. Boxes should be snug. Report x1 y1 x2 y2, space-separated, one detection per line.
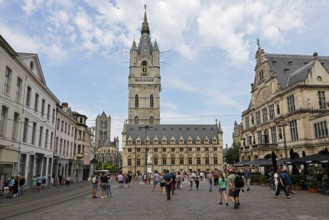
22 0 43 15
0 22 41 52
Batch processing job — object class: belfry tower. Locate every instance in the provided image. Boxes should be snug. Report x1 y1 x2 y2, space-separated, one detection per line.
128 5 161 125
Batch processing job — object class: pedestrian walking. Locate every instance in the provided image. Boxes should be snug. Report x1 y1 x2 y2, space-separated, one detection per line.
66 175 71 186
171 172 176 195
159 173 165 195
36 175 42 191
176 172 182 190
100 174 108 198
30 176 36 191
50 176 54 189
195 172 200 190
273 168 290 199
227 168 240 209
213 169 219 186
118 172 124 188
218 171 228 206
19 175 25 195
244 170 251 191
12 176 19 197
91 173 98 199
147 172 151 184
58 174 63 187
189 171 195 191
107 174 112 197
152 170 160 191
200 171 205 182
281 169 293 195
206 171 213 192
163 170 173 200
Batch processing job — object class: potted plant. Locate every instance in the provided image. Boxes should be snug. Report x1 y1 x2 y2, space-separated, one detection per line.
307 179 319 193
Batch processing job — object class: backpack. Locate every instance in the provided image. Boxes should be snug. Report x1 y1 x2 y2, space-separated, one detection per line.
235 174 244 188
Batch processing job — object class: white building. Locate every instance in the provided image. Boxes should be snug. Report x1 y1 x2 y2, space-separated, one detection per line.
72 111 92 180
0 35 59 186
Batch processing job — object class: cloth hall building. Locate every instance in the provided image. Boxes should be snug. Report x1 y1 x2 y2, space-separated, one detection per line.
121 7 224 175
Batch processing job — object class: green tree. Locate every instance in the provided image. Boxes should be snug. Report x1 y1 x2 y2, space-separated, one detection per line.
96 161 120 173
226 141 240 164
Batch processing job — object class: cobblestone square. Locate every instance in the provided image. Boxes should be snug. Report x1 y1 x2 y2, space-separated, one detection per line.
3 181 328 220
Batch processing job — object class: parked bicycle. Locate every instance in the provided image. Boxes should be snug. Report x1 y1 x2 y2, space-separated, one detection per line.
318 181 329 195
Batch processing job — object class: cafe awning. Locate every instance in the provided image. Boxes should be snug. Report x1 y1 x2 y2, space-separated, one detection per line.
286 153 329 164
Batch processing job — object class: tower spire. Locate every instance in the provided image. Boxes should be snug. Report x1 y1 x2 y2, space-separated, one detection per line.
141 4 150 35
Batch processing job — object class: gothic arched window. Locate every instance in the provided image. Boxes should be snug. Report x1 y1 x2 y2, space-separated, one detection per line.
149 116 154 124
134 116 139 124
150 95 154 108
135 95 139 108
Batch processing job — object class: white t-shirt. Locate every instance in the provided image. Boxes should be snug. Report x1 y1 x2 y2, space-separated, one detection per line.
153 173 160 182
274 173 279 185
118 174 124 182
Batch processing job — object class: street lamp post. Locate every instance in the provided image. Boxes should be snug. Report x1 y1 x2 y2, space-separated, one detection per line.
139 125 153 174
134 142 137 175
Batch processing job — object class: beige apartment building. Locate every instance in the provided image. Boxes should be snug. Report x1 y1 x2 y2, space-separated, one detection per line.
240 47 329 162
53 102 83 183
72 111 92 180
122 7 224 174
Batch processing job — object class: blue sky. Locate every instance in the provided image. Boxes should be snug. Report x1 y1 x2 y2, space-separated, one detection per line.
1 0 329 149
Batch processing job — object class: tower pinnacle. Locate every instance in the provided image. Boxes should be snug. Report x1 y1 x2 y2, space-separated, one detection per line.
141 4 150 35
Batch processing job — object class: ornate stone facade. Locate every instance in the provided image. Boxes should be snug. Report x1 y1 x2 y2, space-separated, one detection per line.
240 47 329 162
122 124 223 174
122 7 224 174
127 6 160 125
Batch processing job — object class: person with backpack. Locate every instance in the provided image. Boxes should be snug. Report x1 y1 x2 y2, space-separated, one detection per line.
227 168 241 209
235 171 245 191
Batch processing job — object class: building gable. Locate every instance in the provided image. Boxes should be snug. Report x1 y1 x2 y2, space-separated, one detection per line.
17 53 47 86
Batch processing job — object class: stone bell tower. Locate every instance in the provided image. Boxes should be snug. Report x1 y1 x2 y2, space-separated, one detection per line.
128 5 161 125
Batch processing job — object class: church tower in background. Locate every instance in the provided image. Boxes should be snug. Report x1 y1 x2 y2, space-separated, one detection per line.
128 5 161 125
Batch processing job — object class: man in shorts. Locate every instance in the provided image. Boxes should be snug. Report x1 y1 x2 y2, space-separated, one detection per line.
227 168 240 209
152 170 160 191
117 172 124 188
91 173 98 198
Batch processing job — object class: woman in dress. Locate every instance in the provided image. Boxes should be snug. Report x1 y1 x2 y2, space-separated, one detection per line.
31 176 36 190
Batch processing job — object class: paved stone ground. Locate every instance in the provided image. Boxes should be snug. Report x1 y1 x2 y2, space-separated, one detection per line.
3 181 329 220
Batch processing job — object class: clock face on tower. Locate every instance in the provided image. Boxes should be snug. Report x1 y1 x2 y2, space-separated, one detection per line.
141 60 147 76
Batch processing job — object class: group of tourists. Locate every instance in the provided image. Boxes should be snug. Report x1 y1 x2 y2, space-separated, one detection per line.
146 168 250 209
91 171 135 199
89 167 296 210
91 173 113 199
5 175 25 198
4 173 75 199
